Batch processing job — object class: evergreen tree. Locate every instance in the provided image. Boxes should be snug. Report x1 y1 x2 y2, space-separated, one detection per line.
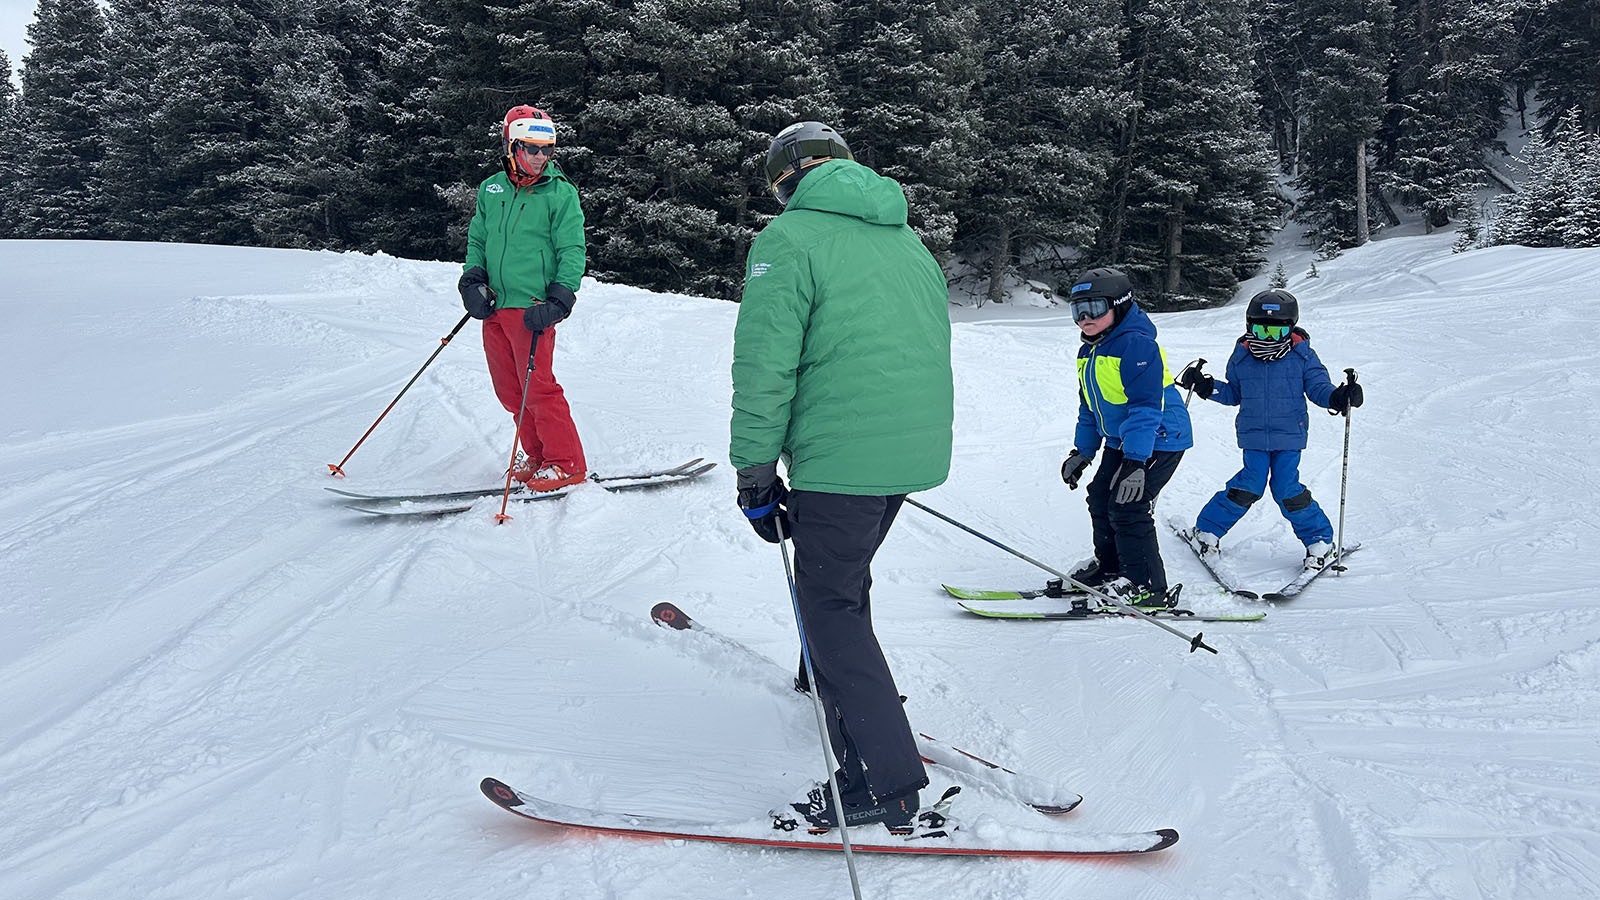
830 0 983 260
1096 0 1279 303
1554 114 1600 247
1381 0 1512 230
1521 0 1600 134
397 0 529 260
1292 0 1393 249
575 0 837 299
234 0 392 250
1249 0 1306 172
98 0 170 240
951 0 1124 303
1493 127 1567 247
13 0 109 238
0 50 20 237
350 1 460 260
147 0 270 245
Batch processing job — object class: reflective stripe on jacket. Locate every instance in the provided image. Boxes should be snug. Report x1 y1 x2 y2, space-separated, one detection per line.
1073 303 1193 462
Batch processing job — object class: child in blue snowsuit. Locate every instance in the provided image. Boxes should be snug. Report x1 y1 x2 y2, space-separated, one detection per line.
1175 289 1363 569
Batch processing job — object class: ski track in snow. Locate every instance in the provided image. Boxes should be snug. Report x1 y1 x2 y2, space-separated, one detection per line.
1 236 1598 899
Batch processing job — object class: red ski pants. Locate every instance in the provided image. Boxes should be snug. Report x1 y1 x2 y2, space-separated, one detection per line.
481 309 586 474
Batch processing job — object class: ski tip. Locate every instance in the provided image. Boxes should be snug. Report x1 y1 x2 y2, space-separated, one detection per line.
1234 590 1261 600
650 602 694 630
480 777 524 810
1149 828 1181 852
1030 796 1084 816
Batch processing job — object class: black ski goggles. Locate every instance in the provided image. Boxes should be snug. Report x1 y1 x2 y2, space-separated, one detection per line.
1070 296 1113 322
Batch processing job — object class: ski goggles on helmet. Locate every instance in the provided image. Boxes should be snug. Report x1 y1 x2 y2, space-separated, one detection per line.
1070 296 1113 322
1249 323 1290 340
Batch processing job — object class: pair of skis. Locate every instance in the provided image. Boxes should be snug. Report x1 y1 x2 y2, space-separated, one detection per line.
1167 517 1361 601
327 458 716 517
479 602 1179 858
941 580 1267 622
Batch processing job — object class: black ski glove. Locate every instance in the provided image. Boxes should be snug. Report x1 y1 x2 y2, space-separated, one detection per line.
1112 458 1148 504
736 461 789 544
458 267 496 320
523 282 577 332
1060 450 1092 490
1328 382 1364 414
1177 364 1214 400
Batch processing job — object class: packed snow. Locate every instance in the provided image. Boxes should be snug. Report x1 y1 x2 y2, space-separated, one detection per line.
1 234 1597 899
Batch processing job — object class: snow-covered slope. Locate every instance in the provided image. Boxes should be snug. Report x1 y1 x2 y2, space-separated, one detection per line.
1 236 1596 899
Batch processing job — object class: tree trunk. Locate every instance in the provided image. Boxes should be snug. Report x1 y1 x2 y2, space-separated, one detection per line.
1163 199 1184 295
983 221 1011 308
1354 138 1370 245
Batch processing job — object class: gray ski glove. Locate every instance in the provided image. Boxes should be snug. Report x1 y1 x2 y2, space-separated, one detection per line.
1112 459 1147 504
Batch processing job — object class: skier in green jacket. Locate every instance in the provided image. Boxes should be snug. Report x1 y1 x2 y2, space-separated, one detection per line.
457 105 587 491
731 121 954 832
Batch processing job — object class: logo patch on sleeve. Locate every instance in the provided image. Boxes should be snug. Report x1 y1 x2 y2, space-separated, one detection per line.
750 262 771 278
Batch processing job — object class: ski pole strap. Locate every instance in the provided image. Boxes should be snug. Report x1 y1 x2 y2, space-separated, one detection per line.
742 499 780 519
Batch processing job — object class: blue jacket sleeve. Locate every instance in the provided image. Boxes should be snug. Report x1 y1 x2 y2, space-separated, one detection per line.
1074 393 1102 457
1210 345 1243 406
1301 345 1336 409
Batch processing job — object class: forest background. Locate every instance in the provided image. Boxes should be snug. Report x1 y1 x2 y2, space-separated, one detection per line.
1 0 1597 307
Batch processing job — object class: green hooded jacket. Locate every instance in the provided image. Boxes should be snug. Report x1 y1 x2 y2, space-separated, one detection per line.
463 163 586 309
730 159 954 494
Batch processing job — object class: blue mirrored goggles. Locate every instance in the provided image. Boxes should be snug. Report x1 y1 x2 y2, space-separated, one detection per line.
1250 323 1290 340
1070 296 1113 322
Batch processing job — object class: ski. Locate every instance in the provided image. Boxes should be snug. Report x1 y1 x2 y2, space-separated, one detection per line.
941 579 1086 601
327 457 707 505
480 777 1178 858
1166 517 1260 599
957 597 1266 622
1261 542 1362 601
648 601 1083 816
339 463 716 517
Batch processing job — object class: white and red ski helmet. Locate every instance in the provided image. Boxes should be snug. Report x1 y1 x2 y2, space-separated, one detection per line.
502 105 556 153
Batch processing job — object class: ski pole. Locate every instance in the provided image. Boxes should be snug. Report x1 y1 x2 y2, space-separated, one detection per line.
494 329 544 523
905 497 1216 654
1182 357 1207 408
775 516 865 899
327 313 471 477
1333 368 1357 575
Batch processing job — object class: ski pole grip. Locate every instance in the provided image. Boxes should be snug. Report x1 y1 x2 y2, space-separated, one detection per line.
527 329 544 373
1344 367 1357 385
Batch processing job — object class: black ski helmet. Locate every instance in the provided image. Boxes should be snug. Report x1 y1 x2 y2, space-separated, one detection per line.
765 121 852 205
1068 267 1134 304
1246 288 1299 325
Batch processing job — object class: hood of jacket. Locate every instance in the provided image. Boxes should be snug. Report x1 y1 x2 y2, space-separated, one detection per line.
782 159 909 226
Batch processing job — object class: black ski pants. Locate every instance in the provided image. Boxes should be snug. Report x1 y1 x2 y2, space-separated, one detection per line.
1084 447 1185 594
786 489 927 805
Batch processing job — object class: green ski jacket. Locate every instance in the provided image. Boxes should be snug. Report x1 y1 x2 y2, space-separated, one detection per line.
730 159 954 495
463 164 586 309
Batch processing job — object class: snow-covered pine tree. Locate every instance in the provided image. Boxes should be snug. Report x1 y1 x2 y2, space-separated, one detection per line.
1493 127 1568 248
1554 113 1600 248
1381 0 1512 231
951 0 1124 304
1249 0 1305 174
145 0 270 246
0 50 19 237
97 0 173 241
1292 0 1392 249
1520 0 1600 134
1096 0 1279 304
233 0 392 250
830 0 983 261
12 0 109 238
576 0 763 299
